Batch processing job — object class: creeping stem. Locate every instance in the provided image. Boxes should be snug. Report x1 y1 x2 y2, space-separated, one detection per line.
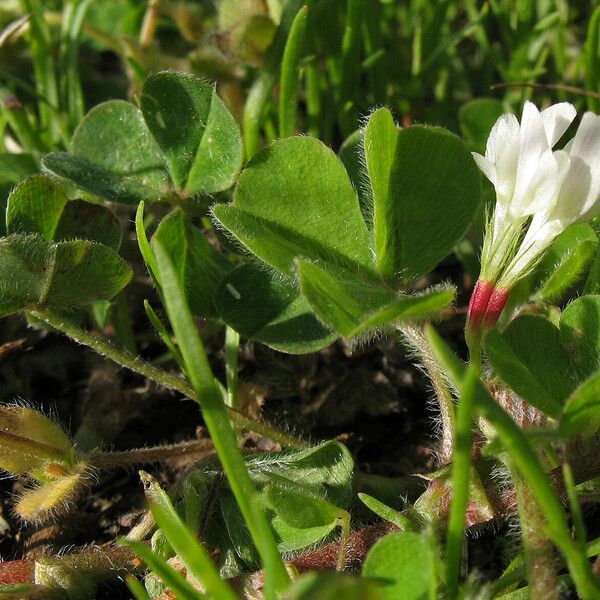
27 306 308 451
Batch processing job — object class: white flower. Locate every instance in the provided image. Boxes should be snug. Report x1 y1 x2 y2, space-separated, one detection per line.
467 102 600 330
473 101 577 284
497 110 600 288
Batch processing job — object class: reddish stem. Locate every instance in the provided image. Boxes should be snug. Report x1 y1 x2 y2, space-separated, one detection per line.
0 559 35 584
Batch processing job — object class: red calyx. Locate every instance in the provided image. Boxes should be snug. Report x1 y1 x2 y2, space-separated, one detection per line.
467 280 509 330
467 280 494 329
482 287 510 328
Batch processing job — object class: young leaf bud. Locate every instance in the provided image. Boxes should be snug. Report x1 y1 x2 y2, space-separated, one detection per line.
15 463 91 522
0 407 74 475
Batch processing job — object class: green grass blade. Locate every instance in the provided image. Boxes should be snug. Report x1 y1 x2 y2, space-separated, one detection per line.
224 326 240 409
143 299 186 372
425 325 600 597
278 5 308 138
152 240 290 598
585 8 600 112
339 0 364 135
60 0 93 130
135 202 159 287
243 0 308 157
20 0 60 145
126 575 152 600
122 539 206 600
140 472 239 600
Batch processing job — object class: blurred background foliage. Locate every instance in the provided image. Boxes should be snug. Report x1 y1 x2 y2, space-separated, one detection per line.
0 0 598 156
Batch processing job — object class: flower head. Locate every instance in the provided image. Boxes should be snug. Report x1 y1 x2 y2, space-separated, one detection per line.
467 102 600 330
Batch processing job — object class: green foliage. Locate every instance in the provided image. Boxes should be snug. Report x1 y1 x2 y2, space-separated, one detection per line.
140 72 242 195
362 532 436 600
153 208 232 318
3 3 600 599
43 72 242 204
126 472 238 600
214 109 480 348
214 136 375 278
152 238 290 595
297 261 455 338
164 440 354 570
365 109 481 282
530 224 598 304
560 295 600 380
6 176 66 240
560 372 600 438
215 264 336 354
485 315 576 417
284 572 380 600
0 176 130 316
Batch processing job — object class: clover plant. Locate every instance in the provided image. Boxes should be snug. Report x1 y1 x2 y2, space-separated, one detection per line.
1 3 600 600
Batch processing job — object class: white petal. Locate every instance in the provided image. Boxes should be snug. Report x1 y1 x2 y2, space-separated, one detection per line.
540 103 576 147
472 152 496 186
563 138 574 153
510 149 559 217
511 102 552 213
493 114 520 199
554 148 572 181
485 113 519 164
569 112 600 157
551 156 592 226
564 113 600 222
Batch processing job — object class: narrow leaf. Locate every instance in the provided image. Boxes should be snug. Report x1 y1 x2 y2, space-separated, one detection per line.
153 209 232 318
140 472 238 600
121 540 205 600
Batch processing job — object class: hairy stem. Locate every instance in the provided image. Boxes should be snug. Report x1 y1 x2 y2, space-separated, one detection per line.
88 438 214 470
397 324 455 464
512 466 561 600
27 307 308 450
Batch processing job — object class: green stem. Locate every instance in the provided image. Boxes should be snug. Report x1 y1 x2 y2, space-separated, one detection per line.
153 241 290 597
445 367 477 600
139 0 161 48
424 325 600 599
563 462 587 547
224 326 240 409
27 306 308 451
143 299 186 372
